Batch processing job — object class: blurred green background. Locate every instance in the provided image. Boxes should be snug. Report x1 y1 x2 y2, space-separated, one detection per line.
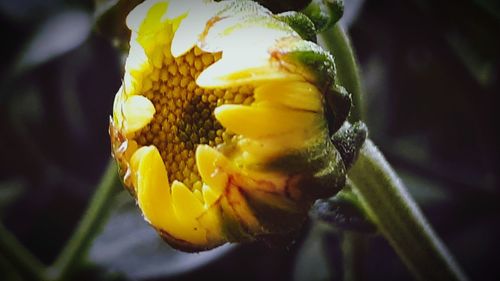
0 0 498 280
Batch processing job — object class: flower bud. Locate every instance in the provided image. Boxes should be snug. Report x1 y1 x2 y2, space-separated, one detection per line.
110 0 350 251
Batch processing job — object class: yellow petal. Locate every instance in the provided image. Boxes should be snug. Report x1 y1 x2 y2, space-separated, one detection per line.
112 86 126 127
222 186 260 233
232 138 285 165
135 147 210 245
196 53 302 88
202 183 220 207
127 1 168 33
135 146 174 230
125 41 149 74
197 12 300 88
130 145 153 190
171 1 220 57
214 104 319 139
197 206 223 243
170 180 207 244
123 95 156 134
163 0 190 20
124 42 152 95
195 145 229 194
123 72 138 98
235 132 316 164
200 8 295 54
171 180 205 223
254 81 323 112
193 189 203 203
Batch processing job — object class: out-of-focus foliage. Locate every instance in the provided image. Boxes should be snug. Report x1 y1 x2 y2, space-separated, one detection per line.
93 0 142 50
88 192 234 280
293 223 336 281
0 0 498 280
16 10 92 73
347 1 499 280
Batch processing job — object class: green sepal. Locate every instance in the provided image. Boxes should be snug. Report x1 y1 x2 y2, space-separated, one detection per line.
248 134 348 237
240 189 306 234
331 121 368 169
275 39 336 88
325 84 352 133
266 134 346 201
218 188 305 241
302 0 344 32
300 137 346 200
218 198 255 243
275 11 317 42
309 189 377 233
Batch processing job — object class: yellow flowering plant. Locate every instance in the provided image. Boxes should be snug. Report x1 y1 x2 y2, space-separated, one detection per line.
0 1 472 281
109 0 350 251
107 1 469 280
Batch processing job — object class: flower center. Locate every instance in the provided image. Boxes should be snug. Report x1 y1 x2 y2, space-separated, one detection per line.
134 47 254 190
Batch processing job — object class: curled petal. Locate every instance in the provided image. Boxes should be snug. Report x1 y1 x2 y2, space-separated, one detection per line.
214 104 320 139
122 95 156 134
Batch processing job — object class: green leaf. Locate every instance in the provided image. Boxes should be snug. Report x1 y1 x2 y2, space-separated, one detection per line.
0 181 25 215
293 223 333 281
16 10 92 73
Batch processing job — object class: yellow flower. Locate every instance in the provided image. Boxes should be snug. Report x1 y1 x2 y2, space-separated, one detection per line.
110 0 347 252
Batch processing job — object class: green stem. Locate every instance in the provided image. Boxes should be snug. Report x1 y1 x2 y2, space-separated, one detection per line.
341 231 366 281
48 160 119 281
318 24 364 122
0 223 47 281
348 140 468 281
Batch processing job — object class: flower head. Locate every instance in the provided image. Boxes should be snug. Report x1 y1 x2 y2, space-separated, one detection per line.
110 0 347 251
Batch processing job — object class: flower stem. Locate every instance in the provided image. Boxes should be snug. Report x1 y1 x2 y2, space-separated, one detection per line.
48 160 119 281
348 140 468 281
0 223 47 281
318 24 363 122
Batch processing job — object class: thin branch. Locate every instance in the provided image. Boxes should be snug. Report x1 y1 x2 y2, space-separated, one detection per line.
0 223 47 281
48 160 119 281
